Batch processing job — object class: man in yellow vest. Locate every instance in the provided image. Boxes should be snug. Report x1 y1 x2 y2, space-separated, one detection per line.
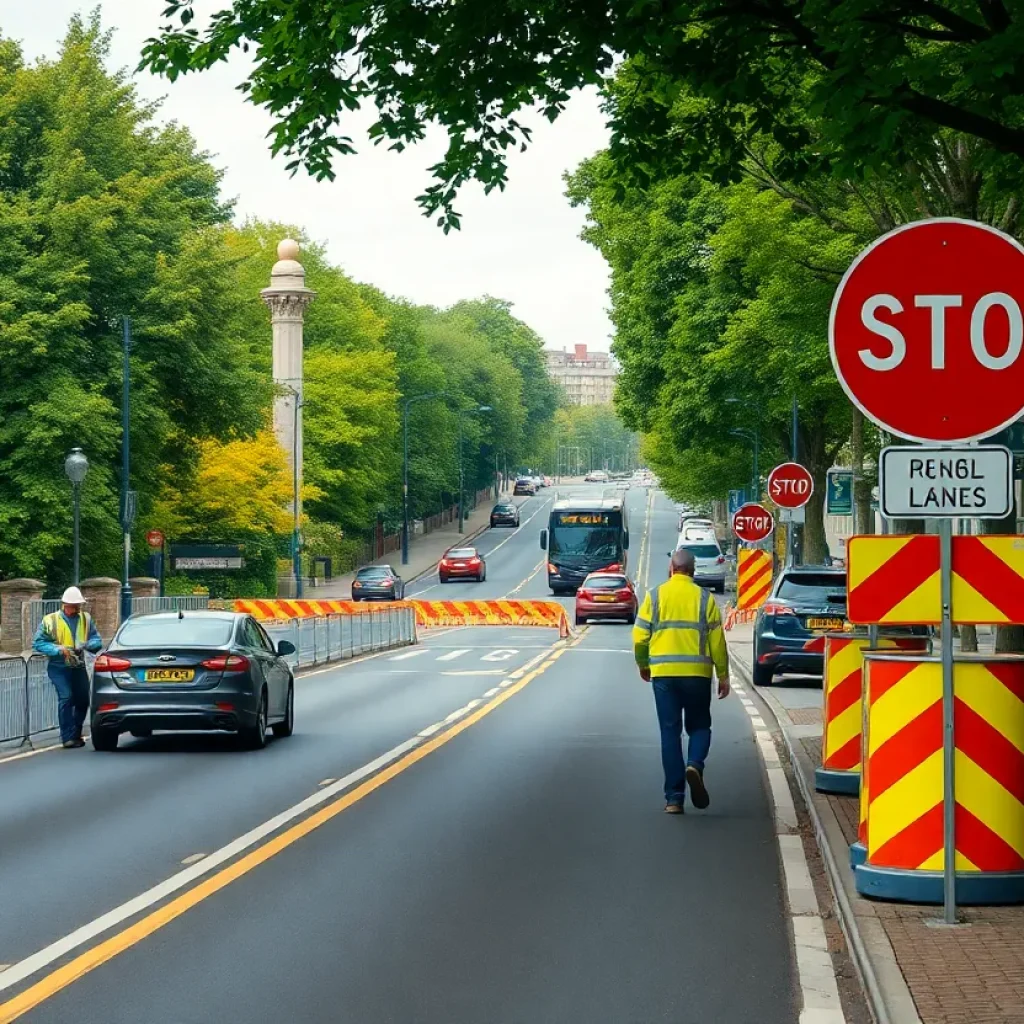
32 587 104 748
633 548 730 813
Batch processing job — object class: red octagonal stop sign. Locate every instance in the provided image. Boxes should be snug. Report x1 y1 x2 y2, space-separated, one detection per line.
732 503 774 543
830 218 1024 443
767 462 814 509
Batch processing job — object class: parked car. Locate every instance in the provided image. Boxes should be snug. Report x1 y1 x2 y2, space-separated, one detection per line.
440 546 487 583
351 565 405 601
751 566 875 687
490 502 521 528
680 522 717 544
90 611 295 751
543 476 553 488
514 477 537 496
675 539 726 593
584 470 609 483
575 572 638 625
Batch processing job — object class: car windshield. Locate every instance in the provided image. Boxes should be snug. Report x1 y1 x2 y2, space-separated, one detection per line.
448 548 477 558
777 573 847 605
681 544 721 558
357 567 391 579
494 505 514 512
116 617 234 648
584 576 628 590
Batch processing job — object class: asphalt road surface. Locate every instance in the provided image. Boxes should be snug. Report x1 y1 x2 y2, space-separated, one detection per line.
0 485 797 1023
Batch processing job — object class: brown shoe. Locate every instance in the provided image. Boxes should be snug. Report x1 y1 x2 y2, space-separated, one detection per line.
664 803 684 815
686 765 710 809
62 740 80 749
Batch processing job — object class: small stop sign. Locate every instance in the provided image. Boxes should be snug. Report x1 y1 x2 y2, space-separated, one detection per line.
733 503 774 543
146 529 165 548
767 463 814 509
830 218 1024 443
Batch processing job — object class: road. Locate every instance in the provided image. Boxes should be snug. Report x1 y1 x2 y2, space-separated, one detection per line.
0 485 797 1023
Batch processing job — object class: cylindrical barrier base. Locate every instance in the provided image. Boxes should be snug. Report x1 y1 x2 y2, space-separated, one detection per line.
849 842 866 868
815 766 859 795
856 865 1024 905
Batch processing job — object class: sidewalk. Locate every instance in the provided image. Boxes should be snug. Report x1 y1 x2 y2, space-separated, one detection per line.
309 496 508 599
726 621 1024 1024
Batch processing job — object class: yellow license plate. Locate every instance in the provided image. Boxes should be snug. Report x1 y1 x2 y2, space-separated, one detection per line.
807 618 846 631
594 595 616 602
144 668 195 683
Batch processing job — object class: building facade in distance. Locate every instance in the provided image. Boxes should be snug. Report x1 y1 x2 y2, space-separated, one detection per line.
545 344 618 406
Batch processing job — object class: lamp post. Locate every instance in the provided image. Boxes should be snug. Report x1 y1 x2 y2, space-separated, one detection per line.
402 391 453 565
457 405 493 533
64 448 89 585
280 383 304 595
120 316 134 622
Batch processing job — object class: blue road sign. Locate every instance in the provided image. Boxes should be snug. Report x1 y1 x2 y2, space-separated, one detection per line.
728 489 744 517
826 470 853 516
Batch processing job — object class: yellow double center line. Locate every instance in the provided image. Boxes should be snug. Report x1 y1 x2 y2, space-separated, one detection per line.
0 646 568 1022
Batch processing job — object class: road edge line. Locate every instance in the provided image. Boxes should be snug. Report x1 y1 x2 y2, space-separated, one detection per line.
733 659 920 1024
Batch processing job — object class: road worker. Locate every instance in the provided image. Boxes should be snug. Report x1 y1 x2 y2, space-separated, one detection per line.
633 548 730 813
32 586 104 748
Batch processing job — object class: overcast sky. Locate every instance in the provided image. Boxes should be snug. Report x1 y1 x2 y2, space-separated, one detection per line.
6 3 614 352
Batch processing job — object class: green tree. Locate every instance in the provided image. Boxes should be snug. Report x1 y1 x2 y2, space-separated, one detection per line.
142 1 1024 229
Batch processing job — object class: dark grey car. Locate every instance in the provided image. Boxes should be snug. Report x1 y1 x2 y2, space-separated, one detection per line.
351 565 405 601
90 611 295 751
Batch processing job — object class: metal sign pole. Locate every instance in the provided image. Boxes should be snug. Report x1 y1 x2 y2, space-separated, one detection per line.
939 516 957 924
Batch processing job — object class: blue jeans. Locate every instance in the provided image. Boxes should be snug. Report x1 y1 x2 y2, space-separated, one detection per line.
652 676 713 804
48 663 90 742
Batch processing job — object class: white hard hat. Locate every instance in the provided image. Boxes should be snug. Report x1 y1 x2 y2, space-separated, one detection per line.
61 586 86 605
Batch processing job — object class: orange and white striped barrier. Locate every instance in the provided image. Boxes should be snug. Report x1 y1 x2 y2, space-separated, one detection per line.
412 600 570 637
235 597 571 637
855 652 1024 904
723 602 758 631
815 633 928 796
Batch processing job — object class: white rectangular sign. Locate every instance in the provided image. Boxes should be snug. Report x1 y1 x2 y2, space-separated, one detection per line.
173 557 243 570
879 445 1013 519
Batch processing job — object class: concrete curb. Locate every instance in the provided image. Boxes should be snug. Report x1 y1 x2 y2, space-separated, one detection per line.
729 646 922 1024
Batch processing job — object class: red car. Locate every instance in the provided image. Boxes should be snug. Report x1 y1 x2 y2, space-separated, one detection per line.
439 546 487 583
575 572 638 625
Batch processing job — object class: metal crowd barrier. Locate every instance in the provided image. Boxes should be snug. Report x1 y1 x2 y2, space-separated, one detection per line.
0 606 415 745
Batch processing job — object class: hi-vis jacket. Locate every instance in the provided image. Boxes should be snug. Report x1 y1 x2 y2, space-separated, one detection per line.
632 574 729 680
32 611 103 663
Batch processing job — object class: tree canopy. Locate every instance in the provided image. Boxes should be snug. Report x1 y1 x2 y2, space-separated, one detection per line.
142 1 1024 229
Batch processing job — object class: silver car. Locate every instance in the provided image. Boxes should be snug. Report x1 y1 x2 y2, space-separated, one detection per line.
676 540 726 594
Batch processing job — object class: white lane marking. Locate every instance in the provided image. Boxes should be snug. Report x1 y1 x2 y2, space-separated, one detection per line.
436 649 471 661
508 650 551 679
318 779 336 787
480 649 519 662
180 853 206 866
440 670 505 677
740 697 755 707
390 649 429 661
483 687 500 697
563 647 633 654
0 733 423 995
418 723 443 738
505 559 546 598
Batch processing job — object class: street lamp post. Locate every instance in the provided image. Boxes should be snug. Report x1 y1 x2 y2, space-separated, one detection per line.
279 383 304 595
402 391 453 565
120 316 134 622
457 405 492 533
64 448 89 585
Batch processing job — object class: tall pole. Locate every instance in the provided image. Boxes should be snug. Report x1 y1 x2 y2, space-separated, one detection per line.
293 396 302 596
402 400 411 565
790 393 799 566
120 317 133 623
72 483 81 586
752 429 760 500
458 414 465 533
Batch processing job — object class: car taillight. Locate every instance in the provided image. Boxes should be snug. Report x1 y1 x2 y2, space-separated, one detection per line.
97 702 119 712
439 560 450 568
763 602 795 617
548 563 558 573
578 590 591 600
601 562 622 572
616 589 633 600
94 654 131 673
201 654 250 671
716 555 725 564
469 557 481 566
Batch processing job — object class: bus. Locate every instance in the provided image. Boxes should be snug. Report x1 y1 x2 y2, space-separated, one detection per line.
539 498 629 594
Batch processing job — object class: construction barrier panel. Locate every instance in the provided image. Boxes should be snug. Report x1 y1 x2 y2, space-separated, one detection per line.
814 633 929 796
412 600 570 637
235 598 410 619
737 549 772 612
723 603 758 630
855 652 1024 904
847 534 1024 625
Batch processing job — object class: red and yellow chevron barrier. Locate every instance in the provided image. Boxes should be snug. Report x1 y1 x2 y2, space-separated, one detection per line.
737 549 772 612
723 603 758 630
856 654 1024 904
815 634 928 796
235 598 413 619
848 535 1024 626
412 600 570 637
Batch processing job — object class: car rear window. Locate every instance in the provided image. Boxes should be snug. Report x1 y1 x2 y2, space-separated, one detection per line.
357 567 391 578
448 548 477 558
117 617 234 648
494 505 515 512
584 576 628 589
777 574 847 604
680 544 721 558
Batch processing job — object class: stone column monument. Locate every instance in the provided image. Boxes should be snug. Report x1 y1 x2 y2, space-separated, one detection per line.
261 239 315 597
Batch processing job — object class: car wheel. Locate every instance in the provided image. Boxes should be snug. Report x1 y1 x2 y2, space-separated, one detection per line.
628 613 636 625
480 571 486 582
715 583 725 594
130 728 152 739
91 726 118 752
240 689 268 750
752 662 774 687
272 683 295 738
575 614 586 626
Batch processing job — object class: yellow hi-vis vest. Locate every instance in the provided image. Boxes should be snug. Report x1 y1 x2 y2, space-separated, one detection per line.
42 611 92 649
632 574 729 680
